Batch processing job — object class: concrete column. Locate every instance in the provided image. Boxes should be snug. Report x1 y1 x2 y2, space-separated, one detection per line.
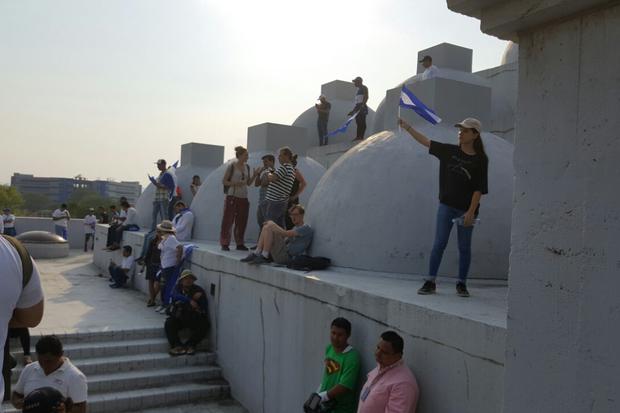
447 1 620 412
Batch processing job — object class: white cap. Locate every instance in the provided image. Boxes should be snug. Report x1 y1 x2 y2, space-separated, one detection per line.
454 118 482 133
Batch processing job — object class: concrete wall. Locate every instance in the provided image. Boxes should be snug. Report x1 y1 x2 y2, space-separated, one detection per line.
503 6 620 413
13 216 88 250
93 228 506 413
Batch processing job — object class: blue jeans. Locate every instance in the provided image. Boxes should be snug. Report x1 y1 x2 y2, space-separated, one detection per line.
108 264 128 287
427 203 474 283
3 228 16 237
151 200 169 230
55 225 68 240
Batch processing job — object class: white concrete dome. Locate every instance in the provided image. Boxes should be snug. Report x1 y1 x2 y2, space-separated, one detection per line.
136 164 219 229
501 41 519 66
372 69 490 135
306 127 514 279
293 101 376 146
191 152 326 243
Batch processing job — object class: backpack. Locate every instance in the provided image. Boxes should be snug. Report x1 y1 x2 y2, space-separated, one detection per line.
223 163 250 194
287 255 331 271
1 235 33 288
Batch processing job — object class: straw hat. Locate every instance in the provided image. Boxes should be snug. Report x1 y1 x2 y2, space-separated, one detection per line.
156 220 176 233
177 269 197 283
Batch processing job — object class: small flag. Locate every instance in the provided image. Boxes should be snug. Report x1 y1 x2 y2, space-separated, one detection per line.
148 175 157 185
399 85 441 125
326 111 358 138
172 160 179 169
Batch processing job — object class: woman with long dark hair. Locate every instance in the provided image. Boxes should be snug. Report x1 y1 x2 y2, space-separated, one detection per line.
399 117 488 297
220 146 258 251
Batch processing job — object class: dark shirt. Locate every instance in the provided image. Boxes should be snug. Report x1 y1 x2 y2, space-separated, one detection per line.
99 212 109 224
144 237 161 266
429 141 488 213
173 284 208 314
353 85 369 115
316 101 331 123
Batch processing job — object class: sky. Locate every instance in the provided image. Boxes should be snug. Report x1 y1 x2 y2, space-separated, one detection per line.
0 0 507 188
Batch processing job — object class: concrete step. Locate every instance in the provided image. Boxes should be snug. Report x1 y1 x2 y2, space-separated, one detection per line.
11 337 170 360
11 351 217 378
10 327 164 345
87 365 223 394
132 400 248 413
2 382 230 413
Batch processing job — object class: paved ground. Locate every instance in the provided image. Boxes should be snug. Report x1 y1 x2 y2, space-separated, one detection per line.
32 250 164 336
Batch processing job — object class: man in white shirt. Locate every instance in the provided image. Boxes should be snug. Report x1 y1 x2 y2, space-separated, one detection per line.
107 201 140 250
172 201 194 242
0 236 44 403
420 55 439 81
2 208 16 236
83 208 97 252
12 335 87 413
108 245 134 288
51 204 70 240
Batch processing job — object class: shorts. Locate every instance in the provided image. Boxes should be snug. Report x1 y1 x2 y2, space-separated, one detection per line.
145 264 161 281
271 233 290 265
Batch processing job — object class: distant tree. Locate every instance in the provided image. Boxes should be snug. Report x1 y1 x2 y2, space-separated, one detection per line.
20 192 55 216
67 189 113 218
0 185 24 212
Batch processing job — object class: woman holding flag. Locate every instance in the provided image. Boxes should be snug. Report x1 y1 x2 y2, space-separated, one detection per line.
398 117 488 298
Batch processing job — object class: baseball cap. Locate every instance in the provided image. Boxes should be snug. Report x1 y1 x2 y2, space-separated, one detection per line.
23 387 66 413
352 76 362 83
454 118 482 133
155 159 166 165
419 55 432 63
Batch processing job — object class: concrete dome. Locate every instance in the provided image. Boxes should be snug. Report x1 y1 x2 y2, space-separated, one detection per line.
135 165 219 229
306 127 514 279
372 69 490 135
500 41 519 66
16 231 69 259
293 100 375 145
191 152 326 243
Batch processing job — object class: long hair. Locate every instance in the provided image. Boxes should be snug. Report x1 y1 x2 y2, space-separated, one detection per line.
234 146 247 159
472 132 488 164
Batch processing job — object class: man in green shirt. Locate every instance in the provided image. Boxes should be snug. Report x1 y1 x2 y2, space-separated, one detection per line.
317 318 361 413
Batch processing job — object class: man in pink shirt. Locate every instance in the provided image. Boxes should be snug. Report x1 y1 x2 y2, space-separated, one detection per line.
357 331 419 413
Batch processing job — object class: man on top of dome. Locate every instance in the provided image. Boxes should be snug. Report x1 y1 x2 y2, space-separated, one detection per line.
420 55 439 80
348 77 369 141
316 94 332 146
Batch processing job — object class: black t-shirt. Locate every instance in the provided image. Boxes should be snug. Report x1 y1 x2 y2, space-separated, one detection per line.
317 101 331 122
429 141 488 213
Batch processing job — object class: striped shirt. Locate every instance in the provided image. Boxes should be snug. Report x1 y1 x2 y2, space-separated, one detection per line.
265 163 295 202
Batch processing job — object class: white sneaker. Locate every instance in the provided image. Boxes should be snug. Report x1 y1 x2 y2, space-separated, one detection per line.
154 305 164 312
158 306 168 314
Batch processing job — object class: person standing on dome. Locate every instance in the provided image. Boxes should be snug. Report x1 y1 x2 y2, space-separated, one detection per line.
349 77 369 141
316 95 331 146
419 55 438 80
399 117 489 298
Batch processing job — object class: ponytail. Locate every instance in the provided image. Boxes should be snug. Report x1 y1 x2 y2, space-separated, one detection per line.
473 134 488 164
234 146 247 159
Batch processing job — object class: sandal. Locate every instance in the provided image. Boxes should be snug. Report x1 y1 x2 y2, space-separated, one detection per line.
169 347 186 356
185 347 196 356
146 300 156 307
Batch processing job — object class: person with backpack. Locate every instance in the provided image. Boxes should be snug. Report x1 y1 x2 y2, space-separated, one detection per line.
0 235 45 403
241 204 313 265
220 146 258 251
263 147 297 229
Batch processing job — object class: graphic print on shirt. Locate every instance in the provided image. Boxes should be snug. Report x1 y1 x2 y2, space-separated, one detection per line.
325 358 342 374
447 155 474 180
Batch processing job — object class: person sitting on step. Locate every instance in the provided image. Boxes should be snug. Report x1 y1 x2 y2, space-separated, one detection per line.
108 245 134 288
165 269 209 356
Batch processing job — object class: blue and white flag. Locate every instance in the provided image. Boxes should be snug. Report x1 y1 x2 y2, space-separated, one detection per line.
326 111 358 138
399 85 442 125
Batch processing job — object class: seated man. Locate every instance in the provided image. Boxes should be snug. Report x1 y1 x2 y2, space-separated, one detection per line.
12 335 87 413
165 269 209 356
316 318 361 413
171 201 194 242
108 245 134 288
107 201 139 250
241 204 313 265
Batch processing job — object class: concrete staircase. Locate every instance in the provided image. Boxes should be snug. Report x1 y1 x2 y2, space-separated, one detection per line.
3 328 240 413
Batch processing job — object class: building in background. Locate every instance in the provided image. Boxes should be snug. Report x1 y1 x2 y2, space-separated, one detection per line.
11 173 142 204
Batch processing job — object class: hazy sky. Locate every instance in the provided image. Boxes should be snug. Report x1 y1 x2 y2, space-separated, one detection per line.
0 0 507 187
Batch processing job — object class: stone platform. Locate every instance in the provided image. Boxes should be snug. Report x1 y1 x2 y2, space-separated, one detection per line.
94 225 508 413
